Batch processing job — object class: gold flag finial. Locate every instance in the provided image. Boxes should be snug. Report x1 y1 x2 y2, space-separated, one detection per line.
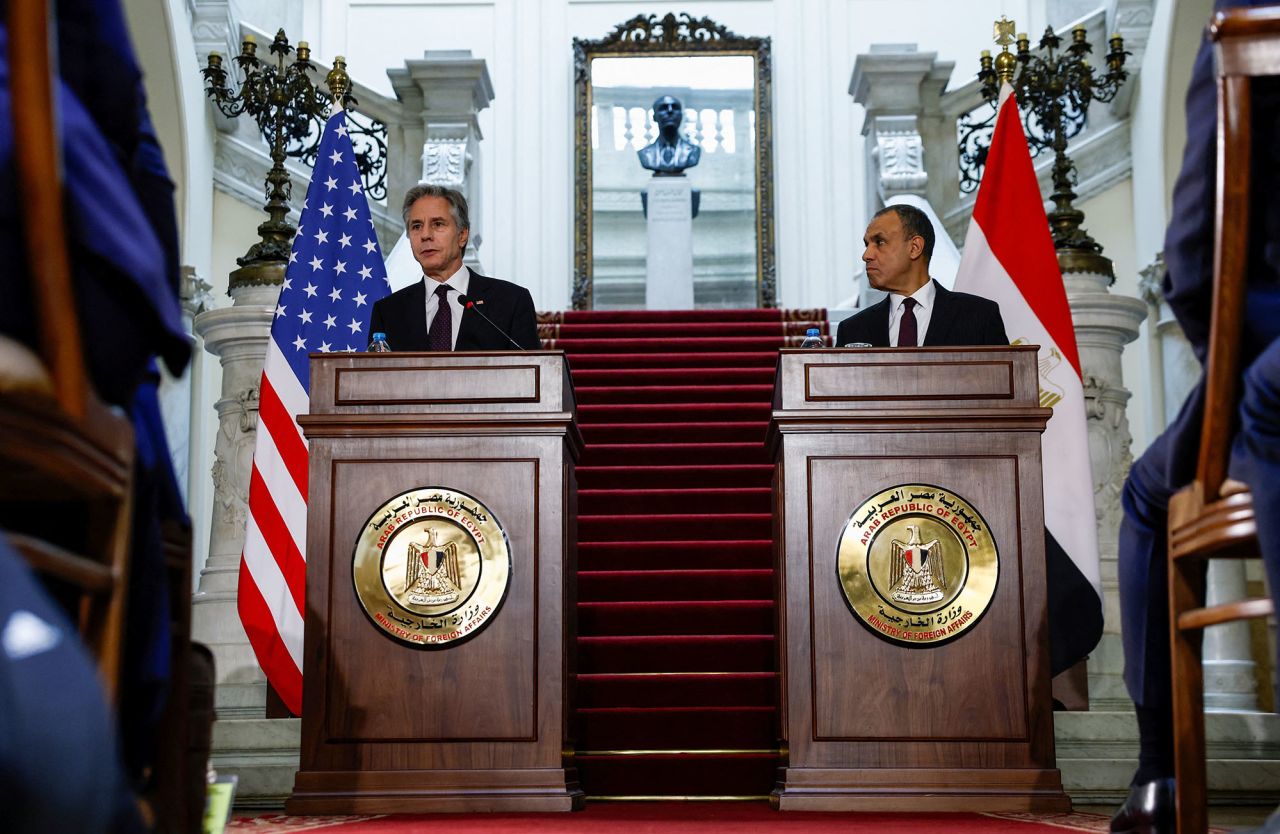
326 55 352 109
993 16 1016 47
992 16 1019 85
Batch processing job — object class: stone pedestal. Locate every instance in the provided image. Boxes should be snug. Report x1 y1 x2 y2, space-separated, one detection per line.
1065 268 1148 711
211 718 302 809
191 279 278 719
1056 711 1280 804
644 175 695 309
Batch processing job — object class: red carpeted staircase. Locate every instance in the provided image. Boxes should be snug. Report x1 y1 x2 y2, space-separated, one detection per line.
539 308 828 798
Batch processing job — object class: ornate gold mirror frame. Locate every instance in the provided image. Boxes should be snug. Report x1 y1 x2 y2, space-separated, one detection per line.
572 13 777 310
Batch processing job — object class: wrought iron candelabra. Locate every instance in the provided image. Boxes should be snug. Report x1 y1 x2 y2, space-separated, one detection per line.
977 18 1128 276
202 29 352 285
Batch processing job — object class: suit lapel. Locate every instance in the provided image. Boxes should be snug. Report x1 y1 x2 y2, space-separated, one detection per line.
401 279 429 349
869 297 892 346
923 281 952 347
456 269 490 349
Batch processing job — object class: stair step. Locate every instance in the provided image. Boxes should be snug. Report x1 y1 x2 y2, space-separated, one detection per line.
578 540 772 571
579 513 772 542
551 336 802 354
544 308 820 324
580 443 769 467
568 360 777 377
577 464 773 490
578 706 777 750
576 672 779 708
577 402 772 423
573 753 778 797
575 384 775 405
578 569 773 601
563 353 778 368
579 600 774 635
578 635 775 673
580 487 771 516
579 421 766 444
545 321 817 338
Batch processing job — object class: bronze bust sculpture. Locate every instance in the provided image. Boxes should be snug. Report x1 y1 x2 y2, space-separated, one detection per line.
637 95 702 175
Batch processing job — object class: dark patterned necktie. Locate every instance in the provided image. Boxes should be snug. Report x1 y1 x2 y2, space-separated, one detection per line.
427 283 453 351
898 297 918 347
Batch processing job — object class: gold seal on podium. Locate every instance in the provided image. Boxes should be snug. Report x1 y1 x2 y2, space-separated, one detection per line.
836 484 998 647
352 486 511 647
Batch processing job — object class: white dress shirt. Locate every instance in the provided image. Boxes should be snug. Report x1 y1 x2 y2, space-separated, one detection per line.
423 265 470 349
888 279 937 347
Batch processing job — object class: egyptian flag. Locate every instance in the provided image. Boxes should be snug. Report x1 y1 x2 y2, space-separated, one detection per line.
953 84 1103 675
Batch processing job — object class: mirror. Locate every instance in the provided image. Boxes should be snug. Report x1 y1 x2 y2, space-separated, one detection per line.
572 14 776 310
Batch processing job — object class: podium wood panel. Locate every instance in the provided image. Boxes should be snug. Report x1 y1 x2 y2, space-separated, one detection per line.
289 352 583 813
769 347 1068 812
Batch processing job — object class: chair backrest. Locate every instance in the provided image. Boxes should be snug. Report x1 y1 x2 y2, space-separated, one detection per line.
6 0 88 417
1199 7 1280 496
2 0 135 698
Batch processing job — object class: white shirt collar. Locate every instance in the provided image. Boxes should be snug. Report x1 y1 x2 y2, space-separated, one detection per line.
425 264 470 296
888 278 936 314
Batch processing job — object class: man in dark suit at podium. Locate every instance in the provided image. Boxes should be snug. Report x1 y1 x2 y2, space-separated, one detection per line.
835 204 1008 348
369 185 540 351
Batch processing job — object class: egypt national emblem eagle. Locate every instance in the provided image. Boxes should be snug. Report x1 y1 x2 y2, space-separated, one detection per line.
888 524 946 604
405 527 461 605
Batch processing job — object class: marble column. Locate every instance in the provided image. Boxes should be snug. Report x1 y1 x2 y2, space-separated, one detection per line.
386 51 494 275
1065 265 1147 710
1137 257 1259 712
190 277 279 718
848 46 953 213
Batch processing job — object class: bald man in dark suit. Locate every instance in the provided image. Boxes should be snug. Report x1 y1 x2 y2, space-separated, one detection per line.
835 204 1008 348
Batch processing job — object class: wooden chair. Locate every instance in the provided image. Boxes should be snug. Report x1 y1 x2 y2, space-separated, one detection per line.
1167 7 1280 833
0 0 135 701
4 6 208 830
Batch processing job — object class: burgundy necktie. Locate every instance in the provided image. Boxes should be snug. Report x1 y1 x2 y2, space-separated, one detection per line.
427 283 453 351
898 297 918 347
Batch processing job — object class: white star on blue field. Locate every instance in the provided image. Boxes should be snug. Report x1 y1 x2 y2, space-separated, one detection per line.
271 112 391 393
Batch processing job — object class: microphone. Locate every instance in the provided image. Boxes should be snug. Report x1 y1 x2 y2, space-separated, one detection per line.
453 291 526 351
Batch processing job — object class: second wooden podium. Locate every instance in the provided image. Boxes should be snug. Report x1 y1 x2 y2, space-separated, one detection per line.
288 351 583 813
769 346 1070 812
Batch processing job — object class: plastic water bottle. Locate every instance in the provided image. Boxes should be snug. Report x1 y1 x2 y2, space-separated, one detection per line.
800 327 824 349
369 332 392 352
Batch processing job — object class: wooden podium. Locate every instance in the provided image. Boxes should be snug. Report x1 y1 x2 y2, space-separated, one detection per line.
768 346 1070 812
288 351 583 813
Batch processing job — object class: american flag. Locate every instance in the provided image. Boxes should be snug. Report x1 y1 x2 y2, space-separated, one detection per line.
238 111 391 714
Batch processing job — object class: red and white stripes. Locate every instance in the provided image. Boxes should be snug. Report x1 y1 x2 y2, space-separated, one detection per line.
238 345 310 713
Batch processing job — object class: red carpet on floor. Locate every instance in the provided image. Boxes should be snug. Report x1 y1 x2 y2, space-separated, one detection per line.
227 802 1155 833
540 308 827 797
